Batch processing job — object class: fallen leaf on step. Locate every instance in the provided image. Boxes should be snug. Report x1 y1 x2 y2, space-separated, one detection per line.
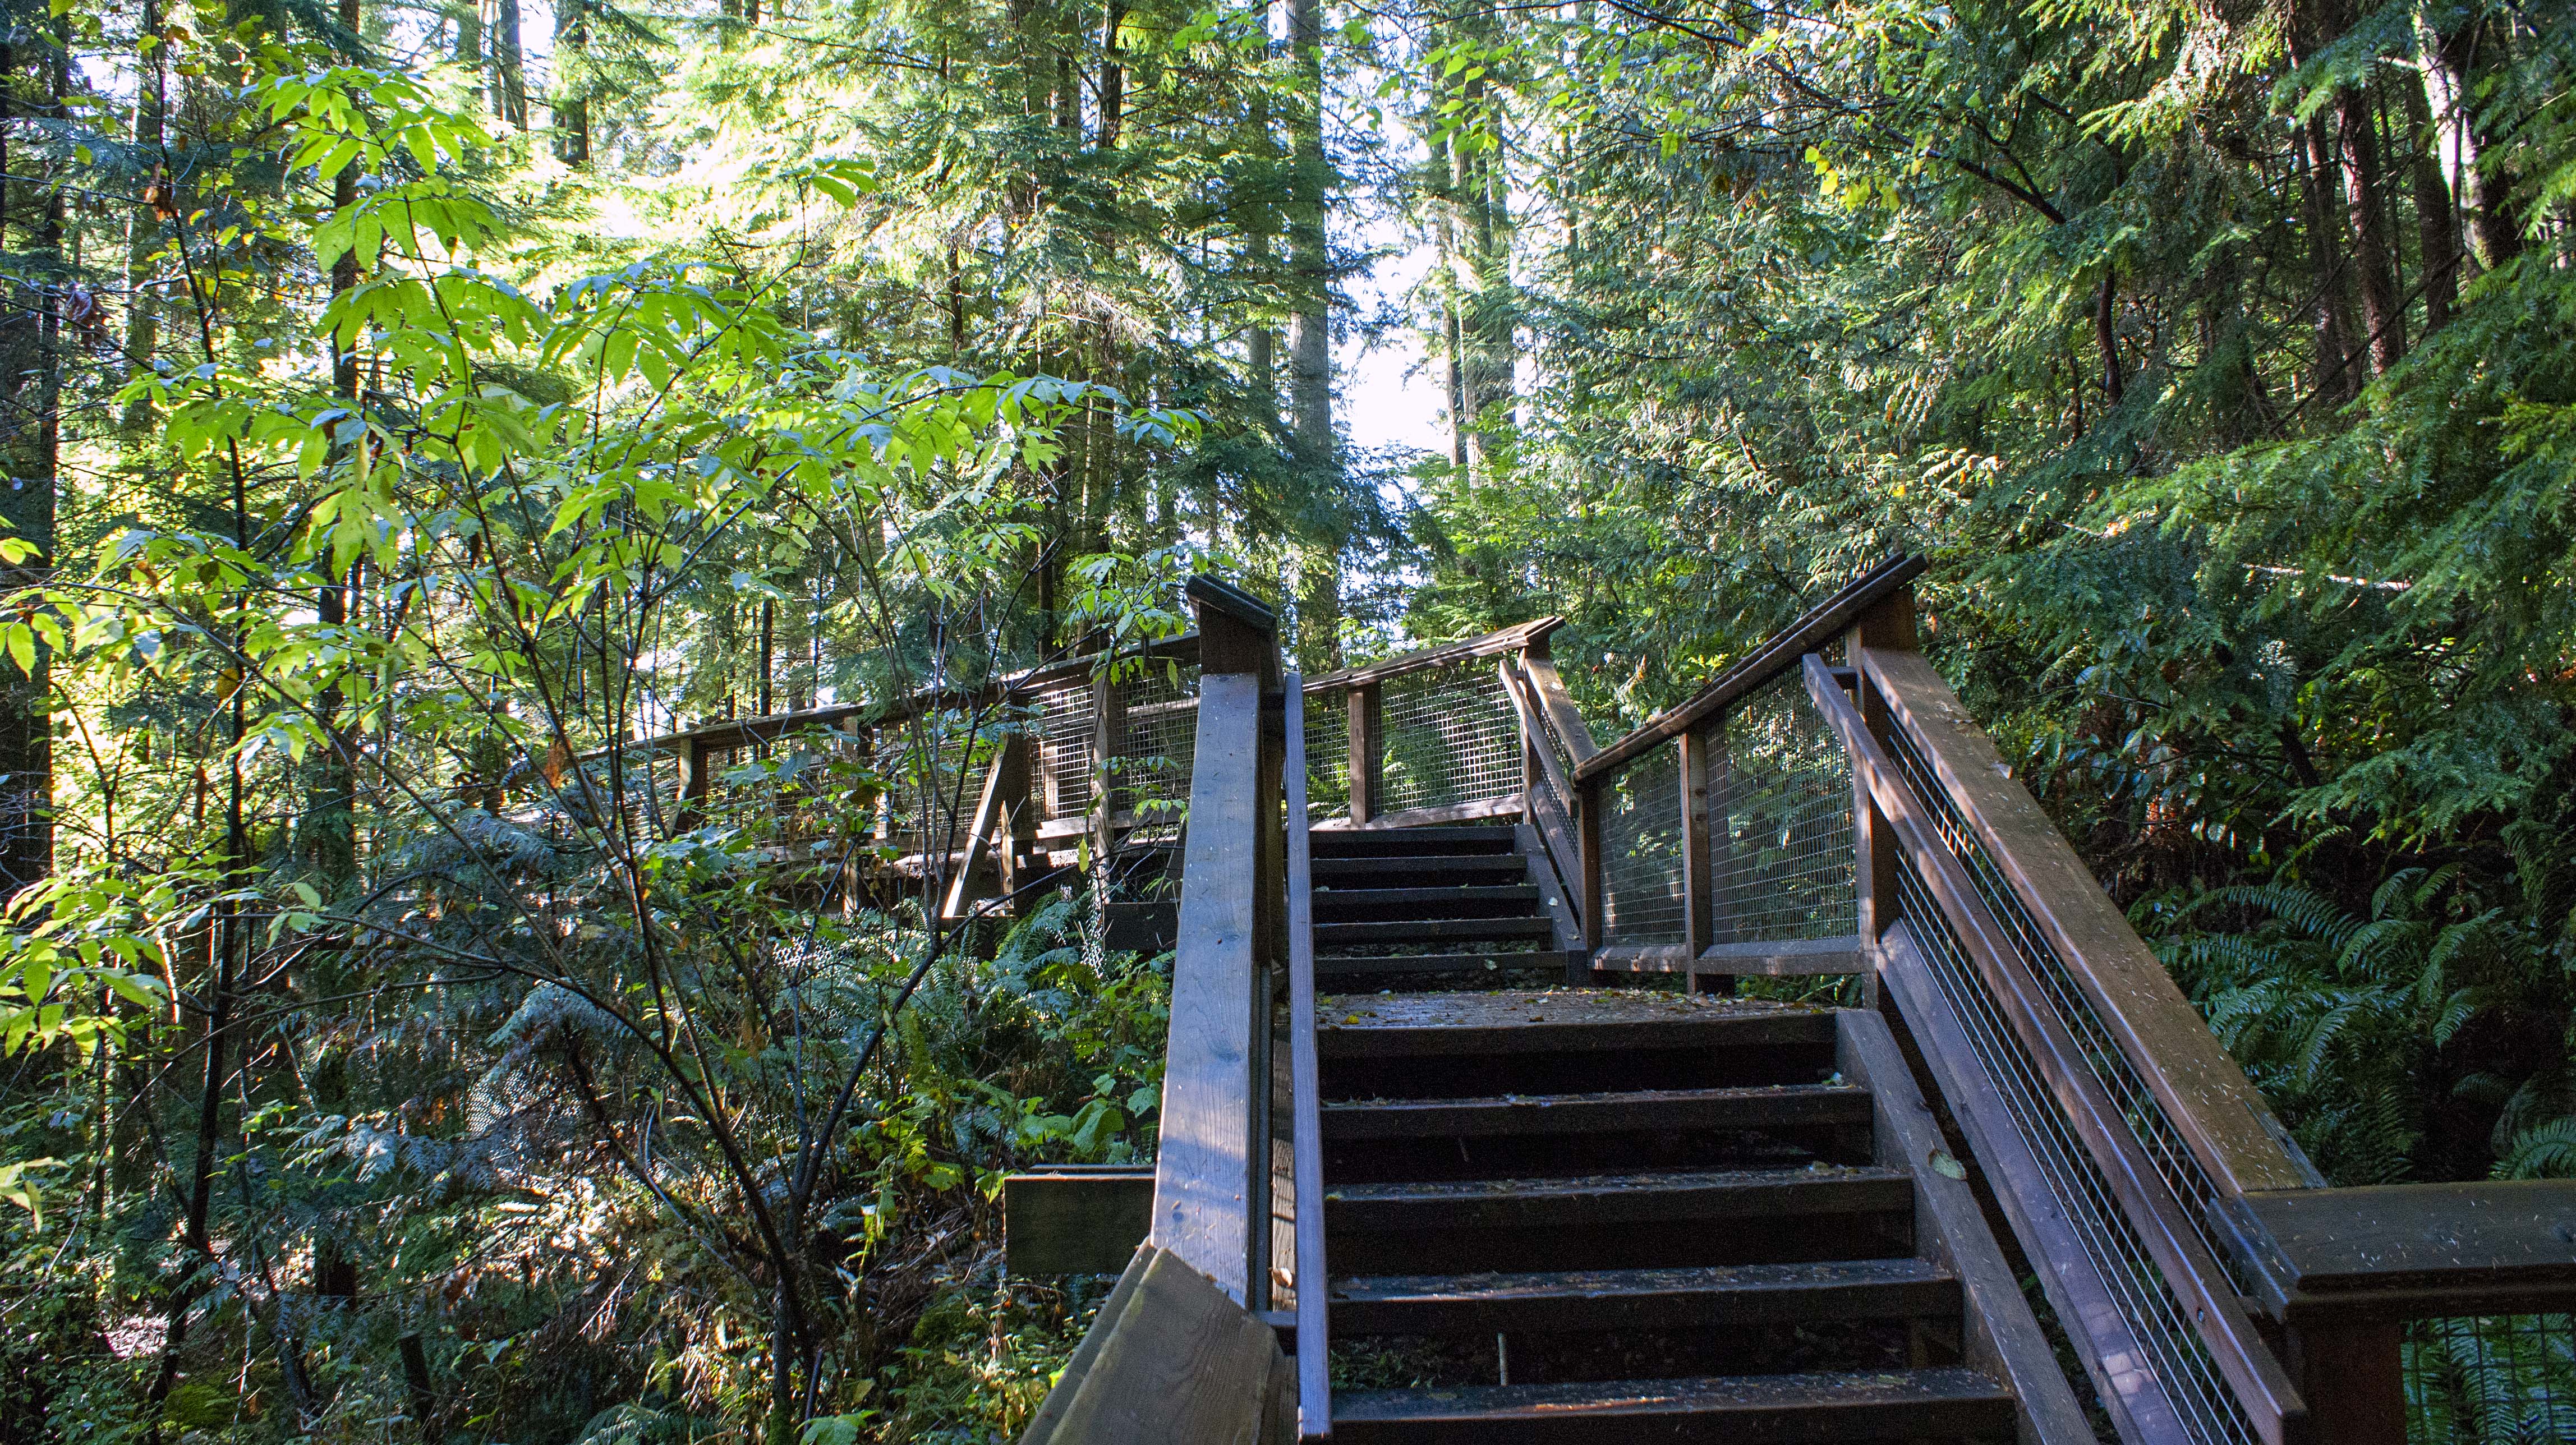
1929 1148 1968 1180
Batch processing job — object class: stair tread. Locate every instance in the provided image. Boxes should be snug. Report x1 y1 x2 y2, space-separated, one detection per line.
1317 917 1556 941
1317 988 1836 1056
1323 1083 1872 1138
1332 1366 2013 1426
1317 951 1580 976
1336 1257 1956 1305
1314 853 1528 877
1331 1163 1907 1205
1313 884 1540 903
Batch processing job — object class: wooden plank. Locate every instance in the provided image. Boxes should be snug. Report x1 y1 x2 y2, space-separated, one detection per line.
1517 638 1599 764
1312 916 1553 946
940 734 1025 920
1321 1083 1872 1140
2218 1181 2576 1322
1834 1008 2100 1444
1324 1165 1912 1232
1691 940 1865 977
1877 923 2189 1445
1347 683 1379 826
1330 1368 2009 1444
1859 645 2319 1198
1593 942 1696 969
1280 672 1330 1441
1314 951 1584 981
1329 1259 1959 1338
1577 778 1604 963
1310 794 1522 832
1006 1171 1156 1276
1034 1246 1292 1445
1152 674 1267 1304
1678 726 1717 993
1019 1245 1156 1445
1574 554 1928 785
1315 989 1836 1058
1807 659 2306 1444
2282 1324 2405 1445
1302 616 1562 692
1513 823 1586 956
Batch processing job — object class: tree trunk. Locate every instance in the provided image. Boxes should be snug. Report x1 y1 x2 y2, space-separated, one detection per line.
2396 78 2458 333
1282 0 1331 469
2336 81 2404 375
554 0 590 166
1097 3 1124 151
457 0 484 113
0 34 57 900
123 0 166 431
2417 11 2520 270
494 0 527 129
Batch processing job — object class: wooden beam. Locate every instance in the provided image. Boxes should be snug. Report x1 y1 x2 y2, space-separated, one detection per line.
1347 683 1379 826
1678 725 1718 994
2218 1180 2576 1322
1005 1169 1156 1276
1575 554 1927 785
1307 794 1521 832
1518 637 1599 764
1859 645 2319 1198
1301 615 1562 692
1152 674 1268 1304
1019 1247 1294 1445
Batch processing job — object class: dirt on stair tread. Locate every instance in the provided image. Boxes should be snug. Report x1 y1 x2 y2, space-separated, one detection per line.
1331 1365 2012 1420
1327 1162 1905 1202
1318 988 1832 1031
1330 1258 1956 1303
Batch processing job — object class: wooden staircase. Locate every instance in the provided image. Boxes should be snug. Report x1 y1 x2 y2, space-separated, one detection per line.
1305 825 2082 1443
1310 825 1581 988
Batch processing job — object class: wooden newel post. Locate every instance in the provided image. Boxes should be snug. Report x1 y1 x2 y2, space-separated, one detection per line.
1844 580 1916 1011
1154 575 1283 1308
2283 1323 2406 1445
1577 776 1603 980
1677 726 1718 995
1346 683 1380 825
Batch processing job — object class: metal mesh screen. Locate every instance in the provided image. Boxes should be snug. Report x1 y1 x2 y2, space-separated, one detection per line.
1112 662 1198 841
875 721 974 859
1706 673 1856 944
1882 720 2240 1279
1377 662 1521 814
1898 855 2258 1445
1303 690 1350 822
2407 1314 2576 1443
1600 740 1686 946
1033 677 1097 828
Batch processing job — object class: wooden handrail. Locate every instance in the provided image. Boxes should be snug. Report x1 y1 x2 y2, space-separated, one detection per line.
1301 616 1562 692
1805 654 2308 1445
1280 674 1329 1438
1573 554 1927 785
1855 645 2320 1199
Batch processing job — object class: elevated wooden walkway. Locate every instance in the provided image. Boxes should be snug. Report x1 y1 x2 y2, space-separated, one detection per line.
621 565 2576 1444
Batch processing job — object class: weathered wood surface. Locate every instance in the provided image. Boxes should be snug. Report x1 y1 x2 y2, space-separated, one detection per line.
1152 673 1267 1301
1309 794 1523 832
1346 682 1381 825
2219 1180 2576 1322
1877 922 2191 1445
1327 1258 1960 1337
1834 1008 2099 1444
1324 1164 1913 1232
1696 935 1865 977
1331 1365 2012 1442
1574 554 1927 784
1859 644 2319 1198
1322 1083 1872 1140
1019 1246 1294 1445
1303 616 1562 692
1005 1169 1155 1276
1516 639 1599 764
1280 671 1330 1439
1316 988 1836 1057
1806 658 2306 1445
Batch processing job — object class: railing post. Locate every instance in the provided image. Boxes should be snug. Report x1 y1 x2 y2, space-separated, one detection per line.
1844 580 1916 1011
675 735 714 831
1677 725 1719 995
1576 777 1603 984
2283 1324 2405 1445
1346 682 1379 826
1089 664 1123 865
1153 576 1282 1308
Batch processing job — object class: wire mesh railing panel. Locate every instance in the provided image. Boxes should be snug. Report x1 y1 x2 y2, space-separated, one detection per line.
1033 678 1097 829
1883 719 2237 1281
2407 1314 2576 1443
1114 661 1199 843
1898 857 2259 1445
1303 691 1350 822
1377 662 1522 814
1706 673 1856 944
1600 740 1686 946
875 722 976 860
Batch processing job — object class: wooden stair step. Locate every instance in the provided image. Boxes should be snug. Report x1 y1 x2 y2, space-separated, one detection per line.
1318 990 1838 1058
1309 825 1518 857
1315 952 1580 982
1324 1165 1911 1232
1331 1366 2013 1443
1322 1083 1873 1140
1312 883 1541 917
1329 1258 1961 1336
1316 916 1556 946
1313 853 1529 883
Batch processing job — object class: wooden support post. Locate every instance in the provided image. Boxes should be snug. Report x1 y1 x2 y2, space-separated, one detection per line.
2284 1323 2405 1445
1091 667 1124 866
1576 777 1603 984
1677 725 1720 995
1346 683 1379 826
1844 579 1916 1013
674 737 714 830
